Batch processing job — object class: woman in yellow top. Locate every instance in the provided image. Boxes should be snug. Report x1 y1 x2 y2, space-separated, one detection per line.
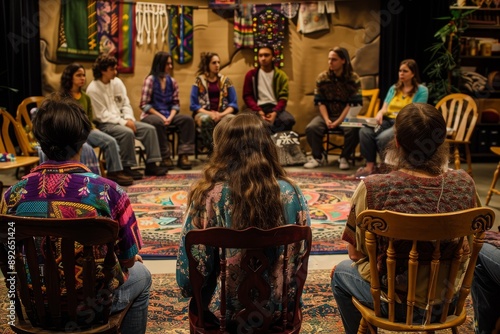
355 59 428 178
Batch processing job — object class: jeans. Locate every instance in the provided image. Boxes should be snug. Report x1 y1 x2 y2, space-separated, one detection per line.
110 261 152 334
471 243 500 334
86 129 123 173
141 113 195 158
359 119 395 163
97 121 162 167
332 259 456 334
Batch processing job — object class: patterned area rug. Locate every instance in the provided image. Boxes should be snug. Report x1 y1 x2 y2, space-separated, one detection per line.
126 171 360 258
0 270 475 333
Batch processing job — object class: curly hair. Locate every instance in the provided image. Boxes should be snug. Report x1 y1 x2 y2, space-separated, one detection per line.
196 52 219 76
386 103 449 175
394 59 421 97
92 54 117 79
187 113 293 230
60 63 85 96
33 93 91 161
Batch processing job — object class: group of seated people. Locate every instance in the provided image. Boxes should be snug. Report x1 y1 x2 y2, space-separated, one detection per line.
1 92 499 332
35 44 430 188
1 46 499 333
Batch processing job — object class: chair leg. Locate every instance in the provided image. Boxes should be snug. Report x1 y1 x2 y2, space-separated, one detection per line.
451 326 458 334
465 143 473 176
357 318 369 334
486 161 500 205
453 144 461 171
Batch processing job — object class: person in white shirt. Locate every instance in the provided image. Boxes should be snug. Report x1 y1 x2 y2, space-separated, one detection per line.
86 55 168 179
242 45 295 133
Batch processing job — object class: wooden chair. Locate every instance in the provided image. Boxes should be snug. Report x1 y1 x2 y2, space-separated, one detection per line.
16 96 45 156
486 146 500 205
185 225 312 334
0 108 39 192
359 88 380 119
353 207 495 333
324 89 380 164
0 214 129 333
435 93 479 176
16 96 44 131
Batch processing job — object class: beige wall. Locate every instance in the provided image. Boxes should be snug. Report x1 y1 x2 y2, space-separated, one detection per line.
39 0 380 135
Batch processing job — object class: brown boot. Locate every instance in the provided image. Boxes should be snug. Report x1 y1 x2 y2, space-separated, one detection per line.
107 171 134 186
178 155 192 170
160 157 175 170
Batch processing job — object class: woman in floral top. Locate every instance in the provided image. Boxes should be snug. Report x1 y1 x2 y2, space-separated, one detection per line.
176 113 310 325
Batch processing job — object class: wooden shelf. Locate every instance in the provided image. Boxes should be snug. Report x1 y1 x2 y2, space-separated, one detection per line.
468 24 500 29
461 55 500 59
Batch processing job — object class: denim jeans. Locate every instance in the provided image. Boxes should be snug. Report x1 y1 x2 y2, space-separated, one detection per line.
86 129 123 173
332 259 456 334
471 243 500 334
110 261 152 334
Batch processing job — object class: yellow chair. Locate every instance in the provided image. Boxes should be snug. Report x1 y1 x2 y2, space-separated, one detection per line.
486 146 500 206
359 88 380 118
0 108 40 192
353 207 495 333
435 93 479 175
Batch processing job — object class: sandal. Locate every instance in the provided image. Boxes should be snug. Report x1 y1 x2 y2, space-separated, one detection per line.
354 167 373 179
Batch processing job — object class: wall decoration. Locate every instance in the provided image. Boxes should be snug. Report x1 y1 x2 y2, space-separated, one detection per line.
234 4 254 49
297 3 330 34
97 1 136 73
118 3 136 73
57 0 99 60
252 6 286 68
135 2 169 47
169 6 194 64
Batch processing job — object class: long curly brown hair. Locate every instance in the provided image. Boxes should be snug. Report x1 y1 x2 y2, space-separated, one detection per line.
187 113 294 230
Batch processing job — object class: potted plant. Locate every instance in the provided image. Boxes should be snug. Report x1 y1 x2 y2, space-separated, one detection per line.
425 7 476 104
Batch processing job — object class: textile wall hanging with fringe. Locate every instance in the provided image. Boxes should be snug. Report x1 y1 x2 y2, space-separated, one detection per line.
57 0 99 60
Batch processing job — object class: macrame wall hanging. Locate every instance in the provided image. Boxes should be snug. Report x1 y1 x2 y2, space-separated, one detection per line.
135 2 169 47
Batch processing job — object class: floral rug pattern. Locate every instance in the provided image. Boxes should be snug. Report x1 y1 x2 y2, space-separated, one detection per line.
127 172 360 258
0 270 475 333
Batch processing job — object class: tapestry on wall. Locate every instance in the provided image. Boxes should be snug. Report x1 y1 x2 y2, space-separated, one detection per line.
57 0 99 60
297 3 330 35
96 1 136 73
252 6 286 68
234 4 254 49
169 6 194 65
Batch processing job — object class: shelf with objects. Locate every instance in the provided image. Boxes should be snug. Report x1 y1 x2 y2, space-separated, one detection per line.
450 2 500 161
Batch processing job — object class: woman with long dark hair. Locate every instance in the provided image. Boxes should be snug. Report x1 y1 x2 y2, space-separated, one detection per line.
304 46 362 170
140 51 195 170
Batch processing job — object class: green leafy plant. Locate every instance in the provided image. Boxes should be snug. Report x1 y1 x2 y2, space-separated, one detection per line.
425 8 476 104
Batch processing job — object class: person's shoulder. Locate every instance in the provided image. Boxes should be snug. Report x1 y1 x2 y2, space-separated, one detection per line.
417 84 429 92
446 168 473 181
278 179 297 192
86 80 99 91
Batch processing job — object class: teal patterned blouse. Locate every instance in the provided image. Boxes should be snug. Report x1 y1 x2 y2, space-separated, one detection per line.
176 180 311 320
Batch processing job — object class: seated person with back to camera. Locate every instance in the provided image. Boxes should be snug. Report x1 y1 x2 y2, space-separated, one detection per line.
0 95 151 334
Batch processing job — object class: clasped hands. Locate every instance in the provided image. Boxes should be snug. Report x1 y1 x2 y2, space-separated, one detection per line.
258 110 277 124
